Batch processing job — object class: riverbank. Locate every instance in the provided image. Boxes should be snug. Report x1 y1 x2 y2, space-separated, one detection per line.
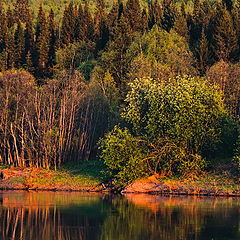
0 162 239 196
0 162 107 192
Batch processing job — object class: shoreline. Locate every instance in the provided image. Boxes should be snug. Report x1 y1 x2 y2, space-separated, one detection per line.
0 167 239 197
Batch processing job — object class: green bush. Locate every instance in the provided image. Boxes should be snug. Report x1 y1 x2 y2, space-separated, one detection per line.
123 76 225 155
99 75 227 185
99 126 149 187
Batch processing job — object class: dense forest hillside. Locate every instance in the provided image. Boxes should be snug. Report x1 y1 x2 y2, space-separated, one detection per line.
0 0 239 186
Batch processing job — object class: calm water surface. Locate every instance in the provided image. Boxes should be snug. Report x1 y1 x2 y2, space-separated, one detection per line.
0 191 239 240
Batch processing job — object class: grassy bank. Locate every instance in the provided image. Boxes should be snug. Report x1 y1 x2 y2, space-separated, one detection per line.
0 161 107 192
0 161 239 196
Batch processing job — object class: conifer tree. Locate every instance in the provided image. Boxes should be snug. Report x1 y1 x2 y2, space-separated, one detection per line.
189 0 203 47
148 0 162 29
24 11 34 70
47 9 56 75
232 5 240 53
198 28 209 74
107 1 119 31
174 10 189 40
5 29 15 69
36 5 45 45
124 0 142 32
213 6 238 61
161 0 176 32
14 22 25 68
107 0 124 35
102 15 132 85
75 4 85 40
6 7 14 28
14 0 30 23
37 10 49 77
84 2 94 40
141 9 148 33
94 0 109 51
201 0 213 27
0 4 6 53
61 3 75 45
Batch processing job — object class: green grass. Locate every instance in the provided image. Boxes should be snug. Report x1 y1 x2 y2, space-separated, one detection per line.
0 161 108 191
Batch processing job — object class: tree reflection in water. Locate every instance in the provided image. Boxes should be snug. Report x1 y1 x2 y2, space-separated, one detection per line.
0 192 239 240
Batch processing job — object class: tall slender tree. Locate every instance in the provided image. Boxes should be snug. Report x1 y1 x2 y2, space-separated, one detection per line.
47 9 56 75
61 3 75 45
14 22 25 68
124 0 142 32
213 5 238 61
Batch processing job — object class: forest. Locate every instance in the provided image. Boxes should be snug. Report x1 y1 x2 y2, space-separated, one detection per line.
0 0 239 186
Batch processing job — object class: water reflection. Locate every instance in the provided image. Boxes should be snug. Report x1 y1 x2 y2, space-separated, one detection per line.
0 191 239 240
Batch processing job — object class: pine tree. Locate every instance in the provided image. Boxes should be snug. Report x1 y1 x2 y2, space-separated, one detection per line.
6 7 14 28
14 22 25 68
23 11 34 70
141 9 148 33
103 15 132 85
94 0 109 51
213 6 238 61
107 0 124 36
161 0 176 32
14 0 30 23
61 3 75 45
37 9 49 77
174 9 189 40
47 9 56 75
5 29 15 69
84 2 94 40
198 28 209 74
148 0 162 29
36 5 45 45
107 1 119 31
75 4 85 40
124 0 142 32
189 0 203 47
0 4 6 53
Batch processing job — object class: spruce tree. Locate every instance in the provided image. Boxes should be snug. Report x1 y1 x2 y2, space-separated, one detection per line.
148 0 162 29
14 0 30 23
37 10 49 77
36 5 45 45
107 0 124 36
189 0 203 47
141 9 148 33
161 0 176 32
84 2 94 40
6 7 14 28
0 4 6 53
24 11 34 71
198 28 209 74
213 6 238 61
61 2 75 45
47 9 56 75
75 4 85 40
5 29 15 69
124 0 142 32
94 0 109 51
174 10 189 40
14 22 25 68
103 15 132 85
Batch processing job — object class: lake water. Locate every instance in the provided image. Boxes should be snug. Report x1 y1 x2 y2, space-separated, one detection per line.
0 191 239 240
